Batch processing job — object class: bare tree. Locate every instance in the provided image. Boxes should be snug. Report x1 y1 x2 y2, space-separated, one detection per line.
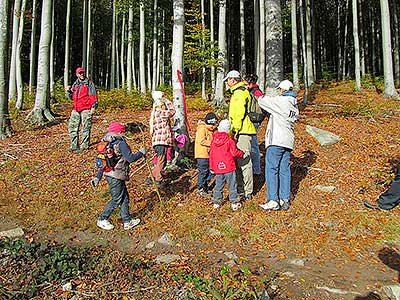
126 5 134 91
291 0 299 89
27 0 55 124
15 0 27 109
259 0 266 91
29 0 38 93
239 0 246 75
139 3 146 93
152 0 158 91
64 0 71 89
352 0 361 91
9 0 22 102
0 0 11 139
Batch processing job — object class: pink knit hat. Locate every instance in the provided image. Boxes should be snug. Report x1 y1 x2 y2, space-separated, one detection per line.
108 122 125 133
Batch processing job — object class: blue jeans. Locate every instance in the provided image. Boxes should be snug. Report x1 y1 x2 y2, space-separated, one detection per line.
265 145 291 201
99 176 131 223
197 158 213 191
251 123 261 175
212 171 239 204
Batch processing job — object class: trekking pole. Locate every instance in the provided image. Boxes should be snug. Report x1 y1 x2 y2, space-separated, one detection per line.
138 126 162 203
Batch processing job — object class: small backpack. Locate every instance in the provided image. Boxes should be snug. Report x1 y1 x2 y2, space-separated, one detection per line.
95 140 120 172
234 86 265 123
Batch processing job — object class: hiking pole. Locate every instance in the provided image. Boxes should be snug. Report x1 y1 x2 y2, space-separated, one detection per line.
138 126 162 203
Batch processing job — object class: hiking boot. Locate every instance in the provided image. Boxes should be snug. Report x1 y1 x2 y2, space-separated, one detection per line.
123 218 141 230
198 189 211 198
231 202 242 211
91 178 99 189
279 199 290 211
259 200 280 211
97 219 114 230
363 201 390 211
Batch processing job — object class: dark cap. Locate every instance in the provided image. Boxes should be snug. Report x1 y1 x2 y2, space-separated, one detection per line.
204 112 218 125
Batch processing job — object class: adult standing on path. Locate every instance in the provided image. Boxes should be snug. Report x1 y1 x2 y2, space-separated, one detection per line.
224 70 256 200
258 80 299 211
66 67 98 152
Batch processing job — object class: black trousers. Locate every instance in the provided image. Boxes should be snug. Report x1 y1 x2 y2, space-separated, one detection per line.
378 165 400 210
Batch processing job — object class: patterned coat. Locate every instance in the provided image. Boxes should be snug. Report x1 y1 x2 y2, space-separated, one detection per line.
149 99 175 147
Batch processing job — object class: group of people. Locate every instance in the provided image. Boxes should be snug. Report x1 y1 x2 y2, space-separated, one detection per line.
195 70 300 211
66 67 398 232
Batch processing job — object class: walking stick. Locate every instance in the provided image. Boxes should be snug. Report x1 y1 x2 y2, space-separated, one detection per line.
138 126 162 203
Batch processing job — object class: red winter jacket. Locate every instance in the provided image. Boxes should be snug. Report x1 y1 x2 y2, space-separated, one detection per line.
67 78 98 112
209 132 244 174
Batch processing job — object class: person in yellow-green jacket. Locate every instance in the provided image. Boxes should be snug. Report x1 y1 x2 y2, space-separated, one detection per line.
223 70 256 201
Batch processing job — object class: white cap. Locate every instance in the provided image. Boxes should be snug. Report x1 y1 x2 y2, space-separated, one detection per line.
276 80 294 91
152 91 164 100
217 119 231 133
222 70 241 82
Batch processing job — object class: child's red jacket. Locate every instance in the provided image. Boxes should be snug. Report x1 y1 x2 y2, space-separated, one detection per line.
209 132 243 174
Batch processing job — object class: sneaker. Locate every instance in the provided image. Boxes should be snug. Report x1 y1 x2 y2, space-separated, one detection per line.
91 178 99 189
213 203 220 209
198 189 211 198
279 199 290 211
68 147 80 153
363 201 389 211
259 201 280 211
231 202 242 211
97 219 114 230
123 218 141 230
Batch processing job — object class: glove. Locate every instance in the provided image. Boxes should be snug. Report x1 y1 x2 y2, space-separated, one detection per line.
139 148 147 156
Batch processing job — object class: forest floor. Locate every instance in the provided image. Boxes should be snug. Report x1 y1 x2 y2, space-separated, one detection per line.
1 81 400 299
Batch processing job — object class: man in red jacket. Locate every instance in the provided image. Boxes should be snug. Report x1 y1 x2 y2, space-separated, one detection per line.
66 67 98 152
209 119 244 211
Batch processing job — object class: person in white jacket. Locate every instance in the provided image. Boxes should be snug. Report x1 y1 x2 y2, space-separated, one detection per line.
257 80 299 210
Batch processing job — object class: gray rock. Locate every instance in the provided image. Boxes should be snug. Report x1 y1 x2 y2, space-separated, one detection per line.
313 185 336 193
224 251 238 260
288 258 305 267
384 285 400 300
0 228 24 238
305 125 341 146
282 271 295 277
155 254 181 264
62 282 73 292
158 233 175 246
208 228 222 236
316 286 360 295
145 241 156 249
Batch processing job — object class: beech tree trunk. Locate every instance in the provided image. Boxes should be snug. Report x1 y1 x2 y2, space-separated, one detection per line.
259 0 266 91
152 0 158 91
29 0 38 93
9 0 22 102
64 0 71 89
352 0 361 91
291 0 299 89
126 6 133 91
239 0 246 76
15 0 27 109
139 3 146 93
27 0 55 124
209 0 215 91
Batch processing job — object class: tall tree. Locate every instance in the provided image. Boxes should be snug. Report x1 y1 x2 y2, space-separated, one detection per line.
259 0 266 91
64 0 71 89
214 0 227 106
254 0 260 76
86 0 92 76
49 1 54 99
352 0 361 91
110 0 116 89
120 13 126 88
152 0 158 91
305 0 314 85
139 3 146 93
82 0 88 70
380 0 398 97
9 0 22 102
0 0 11 139
172 0 187 133
291 0 299 89
265 0 283 90
239 0 246 75
27 0 55 124
29 0 38 93
126 5 134 91
392 0 399 85
209 0 215 91
201 0 206 99
15 0 27 109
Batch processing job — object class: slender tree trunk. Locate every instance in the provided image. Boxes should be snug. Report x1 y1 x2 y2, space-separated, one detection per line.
115 12 120 88
337 0 342 80
152 0 158 91
86 0 92 76
110 0 116 89
139 3 146 93
358 0 365 76
27 0 55 124
127 6 133 91
370 7 376 77
82 0 87 70
49 1 54 99
305 0 314 85
147 51 151 89
172 0 187 133
9 0 22 102
352 0 361 91
210 0 215 91
64 0 71 89
120 13 126 88
291 0 299 89
15 0 27 109
380 0 398 97
201 0 206 99
342 0 350 80
29 0 38 93
132 41 137 89
254 0 260 76
265 0 283 90
213 0 227 106
239 0 246 75
392 0 399 85
160 10 165 86
259 0 266 91
0 0 11 139
299 0 308 104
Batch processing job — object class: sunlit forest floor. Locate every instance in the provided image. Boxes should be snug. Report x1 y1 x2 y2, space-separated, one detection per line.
1 81 400 299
